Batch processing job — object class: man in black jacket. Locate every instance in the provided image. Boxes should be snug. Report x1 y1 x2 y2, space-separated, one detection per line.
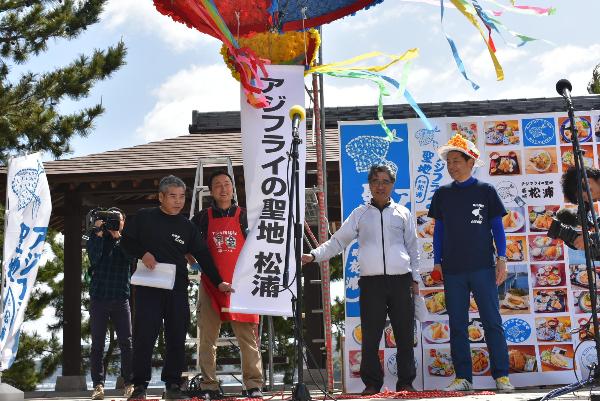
121 175 232 400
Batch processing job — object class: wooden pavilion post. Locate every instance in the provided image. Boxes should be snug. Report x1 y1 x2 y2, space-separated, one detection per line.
55 190 86 390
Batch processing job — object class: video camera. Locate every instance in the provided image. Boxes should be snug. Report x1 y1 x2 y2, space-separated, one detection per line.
547 208 600 258
85 208 122 237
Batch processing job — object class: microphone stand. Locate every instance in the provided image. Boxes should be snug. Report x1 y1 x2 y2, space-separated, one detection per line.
282 116 312 401
531 95 600 401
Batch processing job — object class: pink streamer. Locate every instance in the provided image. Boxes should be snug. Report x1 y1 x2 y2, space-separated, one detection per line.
514 5 554 14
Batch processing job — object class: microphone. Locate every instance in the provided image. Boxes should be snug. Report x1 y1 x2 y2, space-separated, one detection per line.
289 105 306 133
556 79 573 99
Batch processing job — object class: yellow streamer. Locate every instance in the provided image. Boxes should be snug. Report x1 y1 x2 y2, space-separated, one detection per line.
306 49 419 75
449 0 504 81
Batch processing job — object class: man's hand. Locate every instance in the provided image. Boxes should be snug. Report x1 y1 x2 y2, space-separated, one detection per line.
496 258 508 285
433 264 443 280
185 254 196 266
411 281 419 295
574 235 585 250
142 252 157 270
218 282 234 293
301 253 315 265
108 230 121 240
94 220 104 237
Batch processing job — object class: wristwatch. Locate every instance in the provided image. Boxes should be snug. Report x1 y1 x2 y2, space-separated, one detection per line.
496 255 507 262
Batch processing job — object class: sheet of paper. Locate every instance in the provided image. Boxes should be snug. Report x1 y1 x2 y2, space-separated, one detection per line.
131 260 176 290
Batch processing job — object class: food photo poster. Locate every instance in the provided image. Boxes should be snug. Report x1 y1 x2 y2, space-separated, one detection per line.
340 113 600 391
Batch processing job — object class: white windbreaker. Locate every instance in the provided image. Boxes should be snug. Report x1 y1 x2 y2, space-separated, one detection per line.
311 199 421 282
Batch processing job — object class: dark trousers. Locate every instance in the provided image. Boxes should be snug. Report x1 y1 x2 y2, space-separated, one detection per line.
444 268 509 382
90 298 133 386
132 286 190 388
359 274 416 390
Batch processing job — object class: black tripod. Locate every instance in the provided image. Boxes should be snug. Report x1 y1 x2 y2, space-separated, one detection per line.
282 106 312 401
531 80 600 401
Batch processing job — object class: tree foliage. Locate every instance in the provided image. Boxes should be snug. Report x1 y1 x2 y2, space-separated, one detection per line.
1 332 62 391
588 62 600 95
329 254 345 340
0 0 126 163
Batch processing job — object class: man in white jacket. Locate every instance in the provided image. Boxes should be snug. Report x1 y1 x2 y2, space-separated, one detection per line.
302 165 421 395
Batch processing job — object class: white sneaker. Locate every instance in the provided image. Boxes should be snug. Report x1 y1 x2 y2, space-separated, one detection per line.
124 383 135 398
247 388 263 398
443 378 473 391
92 384 104 400
495 376 515 392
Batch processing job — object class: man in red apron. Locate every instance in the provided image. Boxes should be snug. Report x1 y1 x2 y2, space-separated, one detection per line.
191 170 263 399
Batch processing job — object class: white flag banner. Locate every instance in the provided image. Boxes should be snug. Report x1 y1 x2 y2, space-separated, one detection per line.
229 64 306 316
1 153 52 370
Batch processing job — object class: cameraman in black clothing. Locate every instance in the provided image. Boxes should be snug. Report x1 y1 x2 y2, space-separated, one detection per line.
87 208 135 400
560 166 600 250
562 166 600 206
121 175 233 400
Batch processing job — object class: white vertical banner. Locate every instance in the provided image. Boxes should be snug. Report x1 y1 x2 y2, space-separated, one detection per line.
1 153 51 370
229 64 306 316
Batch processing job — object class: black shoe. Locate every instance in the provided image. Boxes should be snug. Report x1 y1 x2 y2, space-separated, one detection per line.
127 385 147 400
164 384 189 400
246 388 263 398
396 384 417 392
200 389 223 400
361 386 380 396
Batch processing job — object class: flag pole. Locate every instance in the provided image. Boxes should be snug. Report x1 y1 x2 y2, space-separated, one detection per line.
0 155 12 378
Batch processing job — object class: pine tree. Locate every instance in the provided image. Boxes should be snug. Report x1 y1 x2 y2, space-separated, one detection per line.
1 1 125 386
0 0 126 163
1 332 62 391
589 63 600 94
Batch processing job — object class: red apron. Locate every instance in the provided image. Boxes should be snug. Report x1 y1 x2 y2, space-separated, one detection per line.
202 207 259 323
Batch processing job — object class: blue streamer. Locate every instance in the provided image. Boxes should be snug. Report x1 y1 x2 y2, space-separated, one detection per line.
440 0 480 90
473 0 545 48
403 89 433 130
472 0 501 35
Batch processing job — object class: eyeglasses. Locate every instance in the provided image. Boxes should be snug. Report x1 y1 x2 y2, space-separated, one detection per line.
369 179 393 186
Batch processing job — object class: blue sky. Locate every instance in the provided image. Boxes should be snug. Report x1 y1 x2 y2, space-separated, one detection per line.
22 0 600 158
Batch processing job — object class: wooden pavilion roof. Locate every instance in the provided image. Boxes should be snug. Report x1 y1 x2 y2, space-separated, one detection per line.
41 129 340 182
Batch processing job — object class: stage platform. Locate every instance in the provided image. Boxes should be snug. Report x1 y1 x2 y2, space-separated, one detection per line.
22 387 600 401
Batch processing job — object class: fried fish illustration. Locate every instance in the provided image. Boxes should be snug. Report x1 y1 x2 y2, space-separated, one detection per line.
11 160 45 218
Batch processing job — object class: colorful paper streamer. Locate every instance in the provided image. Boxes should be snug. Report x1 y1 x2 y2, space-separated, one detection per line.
308 50 433 139
450 0 504 81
